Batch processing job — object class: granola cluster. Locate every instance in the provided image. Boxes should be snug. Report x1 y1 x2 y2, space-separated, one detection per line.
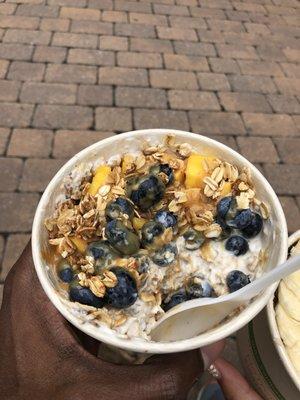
44 135 270 334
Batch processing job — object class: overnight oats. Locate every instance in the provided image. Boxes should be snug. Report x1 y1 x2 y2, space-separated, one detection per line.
45 136 272 341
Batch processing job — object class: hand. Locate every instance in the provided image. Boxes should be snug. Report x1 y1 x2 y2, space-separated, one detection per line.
212 358 263 400
0 243 223 400
193 358 263 399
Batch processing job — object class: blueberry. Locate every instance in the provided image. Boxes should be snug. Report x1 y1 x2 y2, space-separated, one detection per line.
160 164 174 185
105 220 140 255
226 270 251 293
141 220 165 248
150 163 174 186
128 174 166 211
125 176 139 198
216 196 238 230
186 281 214 299
186 283 203 299
225 235 249 256
152 242 178 267
58 261 73 283
69 283 104 308
183 228 205 251
227 209 254 230
105 197 134 221
241 212 263 238
217 196 233 220
163 290 188 312
105 267 138 309
218 225 232 241
86 240 117 269
202 281 215 297
217 196 234 219
155 210 177 229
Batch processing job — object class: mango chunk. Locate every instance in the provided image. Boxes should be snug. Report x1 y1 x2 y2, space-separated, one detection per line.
220 182 232 197
132 217 147 231
174 169 185 184
88 165 111 196
185 154 216 189
71 237 87 254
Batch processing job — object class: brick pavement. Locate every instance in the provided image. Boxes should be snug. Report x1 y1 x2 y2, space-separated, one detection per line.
0 0 300 291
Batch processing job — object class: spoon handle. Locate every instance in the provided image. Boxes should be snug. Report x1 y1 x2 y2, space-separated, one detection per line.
235 254 300 301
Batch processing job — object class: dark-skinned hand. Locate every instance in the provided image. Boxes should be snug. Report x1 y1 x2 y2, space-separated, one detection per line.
0 242 224 400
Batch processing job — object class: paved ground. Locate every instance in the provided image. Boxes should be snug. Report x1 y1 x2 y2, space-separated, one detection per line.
0 0 300 298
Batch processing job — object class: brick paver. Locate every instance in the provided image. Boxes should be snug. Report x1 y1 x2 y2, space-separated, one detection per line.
0 234 31 282
0 0 300 279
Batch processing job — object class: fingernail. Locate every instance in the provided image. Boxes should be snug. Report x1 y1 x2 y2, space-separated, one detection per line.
208 364 221 379
198 382 226 400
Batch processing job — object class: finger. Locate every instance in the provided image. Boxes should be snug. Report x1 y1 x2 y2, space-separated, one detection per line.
201 340 225 369
214 358 263 400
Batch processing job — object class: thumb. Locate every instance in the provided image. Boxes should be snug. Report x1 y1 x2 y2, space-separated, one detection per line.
214 358 263 400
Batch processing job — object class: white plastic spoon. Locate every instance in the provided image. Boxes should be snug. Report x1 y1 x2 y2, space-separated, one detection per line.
151 255 300 342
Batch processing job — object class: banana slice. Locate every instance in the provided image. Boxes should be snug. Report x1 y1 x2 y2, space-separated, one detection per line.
287 345 300 376
276 238 300 378
283 270 300 300
278 280 300 322
276 303 300 348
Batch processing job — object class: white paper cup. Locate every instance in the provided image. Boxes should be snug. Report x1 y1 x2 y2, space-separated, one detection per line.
267 231 300 392
237 231 300 399
32 129 288 354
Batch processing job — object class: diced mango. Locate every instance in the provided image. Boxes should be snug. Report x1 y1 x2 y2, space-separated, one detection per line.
88 165 111 196
132 217 147 231
220 182 232 197
71 237 87 254
174 169 185 184
185 154 216 189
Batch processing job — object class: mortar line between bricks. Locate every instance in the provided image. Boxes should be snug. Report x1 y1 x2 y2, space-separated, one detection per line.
215 91 225 112
112 84 116 107
36 16 41 30
170 37 175 54
41 53 48 82
91 106 96 131
75 81 80 107
49 129 56 158
3 128 12 157
272 139 284 164
129 106 134 130
28 103 37 130
150 1 154 19
162 86 169 109
239 111 248 136
166 14 170 28
16 158 26 191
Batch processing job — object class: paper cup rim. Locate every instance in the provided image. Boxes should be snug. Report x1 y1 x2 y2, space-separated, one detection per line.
32 129 288 353
267 230 300 391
